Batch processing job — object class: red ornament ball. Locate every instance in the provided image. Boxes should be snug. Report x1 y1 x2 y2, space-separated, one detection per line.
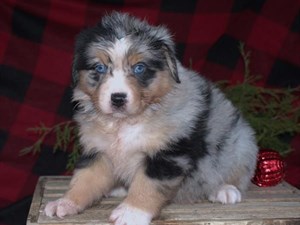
252 149 286 187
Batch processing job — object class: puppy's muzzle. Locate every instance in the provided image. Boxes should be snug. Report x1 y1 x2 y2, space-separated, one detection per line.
111 93 127 108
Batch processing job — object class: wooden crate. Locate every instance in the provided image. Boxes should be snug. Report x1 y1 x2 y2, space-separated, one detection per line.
27 176 300 225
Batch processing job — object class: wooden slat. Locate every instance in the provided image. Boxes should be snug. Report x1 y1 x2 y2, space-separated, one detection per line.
27 176 300 225
27 177 45 225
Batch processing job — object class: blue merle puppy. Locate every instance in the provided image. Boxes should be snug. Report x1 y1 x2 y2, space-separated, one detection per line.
44 12 258 225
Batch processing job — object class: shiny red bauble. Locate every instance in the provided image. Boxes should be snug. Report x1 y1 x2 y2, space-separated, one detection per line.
252 149 286 187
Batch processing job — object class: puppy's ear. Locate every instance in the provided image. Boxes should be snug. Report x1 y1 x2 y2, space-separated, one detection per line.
72 33 85 87
71 55 79 87
162 44 180 84
71 27 95 87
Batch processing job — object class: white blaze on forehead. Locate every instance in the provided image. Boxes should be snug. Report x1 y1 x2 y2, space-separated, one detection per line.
108 37 130 67
98 37 135 115
106 37 132 95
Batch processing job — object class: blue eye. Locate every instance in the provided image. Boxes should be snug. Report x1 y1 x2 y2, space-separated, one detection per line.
95 64 107 74
133 63 146 75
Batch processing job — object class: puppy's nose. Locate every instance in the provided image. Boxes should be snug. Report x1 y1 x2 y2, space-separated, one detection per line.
111 93 127 108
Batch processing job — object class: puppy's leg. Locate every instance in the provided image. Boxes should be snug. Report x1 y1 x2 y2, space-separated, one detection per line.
44 154 114 218
110 169 182 225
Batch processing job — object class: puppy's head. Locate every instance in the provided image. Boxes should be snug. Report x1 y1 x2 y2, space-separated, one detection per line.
72 12 180 118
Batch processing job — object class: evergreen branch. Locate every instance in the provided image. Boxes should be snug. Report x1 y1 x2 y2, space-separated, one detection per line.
239 42 251 82
67 139 81 171
20 121 76 156
219 42 300 155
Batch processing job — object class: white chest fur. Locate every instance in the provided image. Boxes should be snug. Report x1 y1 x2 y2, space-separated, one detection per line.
114 123 145 152
79 119 172 182
106 123 147 182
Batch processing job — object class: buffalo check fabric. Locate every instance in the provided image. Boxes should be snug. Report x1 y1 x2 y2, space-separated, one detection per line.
0 0 299 216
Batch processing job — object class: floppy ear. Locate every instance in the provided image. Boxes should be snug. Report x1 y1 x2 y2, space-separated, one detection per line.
71 55 79 87
71 26 96 87
162 44 181 84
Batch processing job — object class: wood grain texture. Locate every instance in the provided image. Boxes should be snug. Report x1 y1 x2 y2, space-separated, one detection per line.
27 176 300 225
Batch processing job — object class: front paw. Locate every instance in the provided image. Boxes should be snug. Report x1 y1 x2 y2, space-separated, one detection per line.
109 203 152 225
209 184 242 204
44 198 82 219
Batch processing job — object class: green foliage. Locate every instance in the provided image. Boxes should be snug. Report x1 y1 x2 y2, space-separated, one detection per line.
218 43 300 155
21 43 300 170
20 121 80 170
66 138 81 171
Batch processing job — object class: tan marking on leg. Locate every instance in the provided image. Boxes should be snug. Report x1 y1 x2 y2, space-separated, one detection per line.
123 168 181 217
64 155 114 208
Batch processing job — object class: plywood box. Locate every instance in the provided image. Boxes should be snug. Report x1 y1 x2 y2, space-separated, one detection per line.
27 176 300 225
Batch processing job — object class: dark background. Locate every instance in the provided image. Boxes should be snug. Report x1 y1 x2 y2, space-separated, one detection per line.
0 0 299 224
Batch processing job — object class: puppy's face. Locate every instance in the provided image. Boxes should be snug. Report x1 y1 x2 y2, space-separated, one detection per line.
72 13 180 118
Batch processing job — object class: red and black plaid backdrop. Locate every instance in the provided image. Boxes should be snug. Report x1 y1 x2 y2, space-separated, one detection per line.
0 0 299 224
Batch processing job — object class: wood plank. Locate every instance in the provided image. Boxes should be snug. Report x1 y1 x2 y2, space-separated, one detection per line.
27 176 45 225
27 176 300 225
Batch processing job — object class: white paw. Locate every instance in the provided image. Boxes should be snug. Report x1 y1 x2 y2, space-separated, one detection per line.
44 198 82 219
209 184 241 204
109 203 152 225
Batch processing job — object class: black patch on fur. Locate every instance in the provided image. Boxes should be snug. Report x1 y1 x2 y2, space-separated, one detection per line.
72 25 115 85
216 110 241 151
149 40 164 50
89 71 101 82
145 39 179 83
74 28 98 69
75 151 99 169
72 28 95 85
146 84 212 180
146 155 184 180
134 68 157 87
231 110 241 127
148 59 164 71
134 58 165 87
163 44 180 83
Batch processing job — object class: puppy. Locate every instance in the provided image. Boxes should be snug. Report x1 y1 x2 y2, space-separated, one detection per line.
44 12 258 225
